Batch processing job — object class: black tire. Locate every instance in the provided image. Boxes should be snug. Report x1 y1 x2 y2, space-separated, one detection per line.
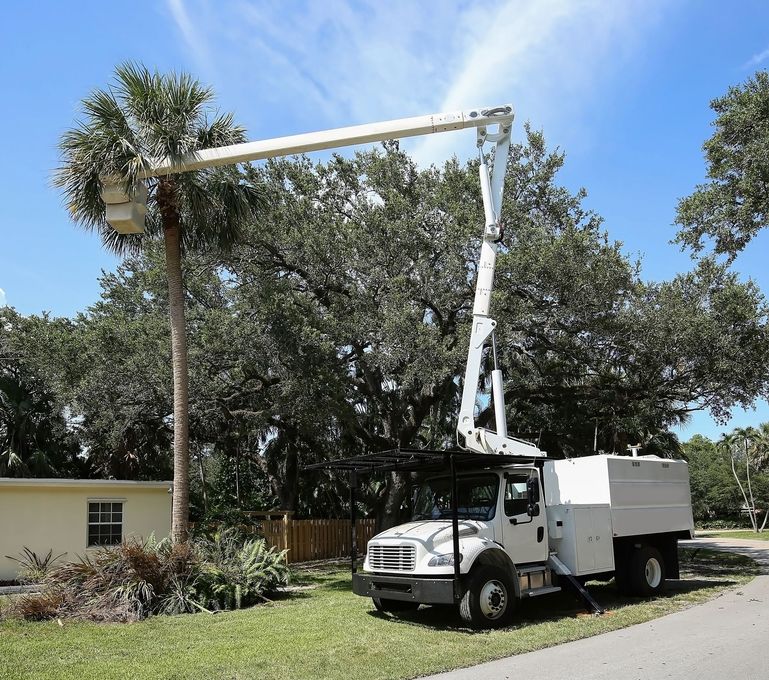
372 597 419 613
459 565 515 629
629 545 666 596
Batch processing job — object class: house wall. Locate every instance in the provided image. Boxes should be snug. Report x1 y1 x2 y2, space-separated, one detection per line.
0 483 171 581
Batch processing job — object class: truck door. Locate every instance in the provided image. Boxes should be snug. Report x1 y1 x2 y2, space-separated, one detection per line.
501 470 548 565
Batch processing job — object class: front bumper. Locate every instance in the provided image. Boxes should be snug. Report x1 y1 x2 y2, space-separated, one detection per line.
352 572 457 604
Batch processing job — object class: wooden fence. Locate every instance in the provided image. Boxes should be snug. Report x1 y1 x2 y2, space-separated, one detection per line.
196 512 378 564
258 516 377 563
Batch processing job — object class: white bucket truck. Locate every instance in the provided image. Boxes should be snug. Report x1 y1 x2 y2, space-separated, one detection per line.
107 99 695 630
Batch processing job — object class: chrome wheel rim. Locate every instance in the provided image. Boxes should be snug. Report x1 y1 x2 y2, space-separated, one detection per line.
645 557 662 588
479 579 507 619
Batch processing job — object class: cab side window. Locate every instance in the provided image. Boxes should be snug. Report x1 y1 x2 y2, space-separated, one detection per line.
504 474 530 517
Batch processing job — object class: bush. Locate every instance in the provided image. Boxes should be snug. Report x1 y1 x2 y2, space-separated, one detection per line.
5 547 67 584
3 531 290 623
197 530 290 610
695 515 759 530
190 507 262 543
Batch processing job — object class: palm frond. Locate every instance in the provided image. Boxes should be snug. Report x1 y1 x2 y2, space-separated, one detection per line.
56 62 261 257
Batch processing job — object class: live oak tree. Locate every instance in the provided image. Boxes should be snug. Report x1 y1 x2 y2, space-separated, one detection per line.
54 64 262 542
676 70 769 258
231 131 769 524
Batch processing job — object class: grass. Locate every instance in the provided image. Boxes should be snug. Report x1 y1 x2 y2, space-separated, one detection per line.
698 530 769 541
0 549 759 680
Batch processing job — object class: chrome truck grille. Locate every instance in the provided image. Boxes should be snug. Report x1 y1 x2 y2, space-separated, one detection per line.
368 544 416 571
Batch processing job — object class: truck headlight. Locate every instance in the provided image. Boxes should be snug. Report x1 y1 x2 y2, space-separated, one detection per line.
428 553 463 567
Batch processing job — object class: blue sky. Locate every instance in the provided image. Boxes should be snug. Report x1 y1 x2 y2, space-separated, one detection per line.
2 0 769 441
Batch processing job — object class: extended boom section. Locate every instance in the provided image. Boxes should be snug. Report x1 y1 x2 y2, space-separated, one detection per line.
100 106 517 234
456 118 544 457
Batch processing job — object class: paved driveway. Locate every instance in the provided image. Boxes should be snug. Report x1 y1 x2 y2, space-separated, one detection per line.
424 538 769 680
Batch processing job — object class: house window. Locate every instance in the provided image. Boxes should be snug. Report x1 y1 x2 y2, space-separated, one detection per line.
87 501 124 547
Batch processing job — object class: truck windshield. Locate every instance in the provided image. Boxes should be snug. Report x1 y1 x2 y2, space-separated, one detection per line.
412 475 499 521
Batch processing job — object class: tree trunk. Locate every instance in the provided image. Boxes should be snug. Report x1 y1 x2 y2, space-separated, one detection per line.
760 506 769 533
197 446 208 515
160 188 191 544
731 451 756 532
378 473 408 531
235 440 242 507
745 438 757 531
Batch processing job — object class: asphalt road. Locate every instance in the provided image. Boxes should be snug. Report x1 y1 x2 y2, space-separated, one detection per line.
424 538 769 680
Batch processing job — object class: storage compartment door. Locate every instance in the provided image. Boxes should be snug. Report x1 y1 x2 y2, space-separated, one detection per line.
589 507 614 572
573 508 596 574
573 506 615 575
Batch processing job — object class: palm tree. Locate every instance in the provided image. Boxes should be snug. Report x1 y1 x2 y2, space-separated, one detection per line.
717 430 757 531
734 426 759 531
55 64 262 542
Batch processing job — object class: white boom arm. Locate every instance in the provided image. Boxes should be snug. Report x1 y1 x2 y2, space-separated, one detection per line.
102 106 516 232
456 124 545 457
101 103 541 457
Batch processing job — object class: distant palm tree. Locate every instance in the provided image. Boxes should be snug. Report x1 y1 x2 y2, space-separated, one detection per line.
55 63 262 542
734 426 759 531
717 430 757 531
0 372 58 476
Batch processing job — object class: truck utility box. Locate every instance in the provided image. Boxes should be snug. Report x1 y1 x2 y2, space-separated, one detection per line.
543 455 694 576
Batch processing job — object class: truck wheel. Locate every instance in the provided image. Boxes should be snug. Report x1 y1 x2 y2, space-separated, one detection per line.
372 597 419 613
629 546 666 596
459 565 514 629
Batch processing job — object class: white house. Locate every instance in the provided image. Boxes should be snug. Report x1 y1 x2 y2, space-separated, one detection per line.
0 478 172 581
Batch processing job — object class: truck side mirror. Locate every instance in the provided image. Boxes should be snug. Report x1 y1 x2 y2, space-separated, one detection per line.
527 477 540 504
527 503 541 517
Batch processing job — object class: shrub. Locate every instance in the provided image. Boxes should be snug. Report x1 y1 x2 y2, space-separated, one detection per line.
197 529 290 610
8 589 69 621
3 532 290 622
5 547 67 584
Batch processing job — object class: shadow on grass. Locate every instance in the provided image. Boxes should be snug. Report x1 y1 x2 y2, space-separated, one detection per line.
306 547 759 633
363 575 732 633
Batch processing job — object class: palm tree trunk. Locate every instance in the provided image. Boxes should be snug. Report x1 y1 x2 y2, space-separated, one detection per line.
731 452 756 532
745 438 757 532
160 185 190 544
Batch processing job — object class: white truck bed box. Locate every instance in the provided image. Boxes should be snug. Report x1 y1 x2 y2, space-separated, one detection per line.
542 455 694 575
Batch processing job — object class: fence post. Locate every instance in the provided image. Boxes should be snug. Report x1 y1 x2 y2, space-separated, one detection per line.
282 512 290 560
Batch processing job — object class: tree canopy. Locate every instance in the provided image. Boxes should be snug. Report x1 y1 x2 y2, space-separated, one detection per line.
676 70 769 258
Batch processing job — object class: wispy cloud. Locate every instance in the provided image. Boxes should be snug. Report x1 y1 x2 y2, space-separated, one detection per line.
0 288 6 307
164 0 667 163
413 0 666 164
744 46 769 69
166 0 218 79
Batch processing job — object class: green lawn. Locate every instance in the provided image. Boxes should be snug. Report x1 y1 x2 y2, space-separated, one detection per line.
0 549 758 680
698 530 769 541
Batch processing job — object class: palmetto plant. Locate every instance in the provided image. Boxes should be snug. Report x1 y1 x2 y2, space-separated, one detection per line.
198 529 290 609
55 63 263 542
